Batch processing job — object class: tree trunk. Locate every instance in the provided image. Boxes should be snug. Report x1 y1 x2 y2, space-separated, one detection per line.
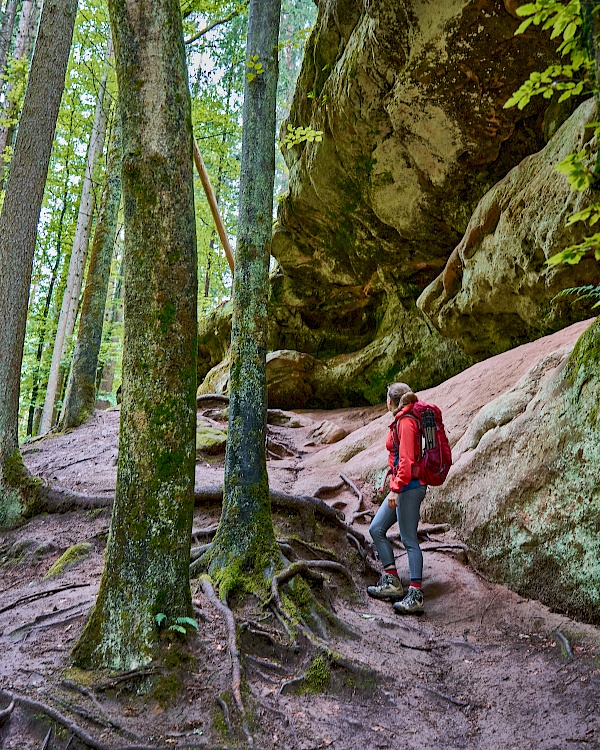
0 0 18 84
60 113 122 429
208 0 282 593
0 0 40 173
0 0 78 527
38 40 113 435
72 0 197 670
96 249 123 402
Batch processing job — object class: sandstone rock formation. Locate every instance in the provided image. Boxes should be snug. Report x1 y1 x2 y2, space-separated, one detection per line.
418 98 600 359
199 0 566 407
302 318 599 623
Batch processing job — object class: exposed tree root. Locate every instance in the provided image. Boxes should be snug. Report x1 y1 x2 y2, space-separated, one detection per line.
0 583 92 616
60 680 142 740
340 473 365 523
0 688 163 750
419 684 471 708
196 393 230 406
8 603 91 638
41 726 52 750
215 696 232 735
199 576 253 746
0 697 15 723
95 668 161 692
312 480 344 497
553 629 574 660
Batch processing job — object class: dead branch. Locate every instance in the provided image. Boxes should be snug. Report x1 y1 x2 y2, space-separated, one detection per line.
244 654 287 673
0 583 92 616
199 577 245 719
0 689 162 750
312 480 344 497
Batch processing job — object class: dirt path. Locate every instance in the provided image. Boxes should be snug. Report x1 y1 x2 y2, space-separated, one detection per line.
0 406 598 750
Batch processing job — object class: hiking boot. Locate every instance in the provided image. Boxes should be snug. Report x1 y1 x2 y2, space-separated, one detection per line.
393 586 424 615
367 573 403 601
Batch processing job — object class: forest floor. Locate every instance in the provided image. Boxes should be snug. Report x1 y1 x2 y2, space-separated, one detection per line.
1 403 599 750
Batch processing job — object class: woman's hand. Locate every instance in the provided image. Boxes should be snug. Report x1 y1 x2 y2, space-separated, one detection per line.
387 492 399 509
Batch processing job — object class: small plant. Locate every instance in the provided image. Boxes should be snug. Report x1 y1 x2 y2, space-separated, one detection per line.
155 613 199 635
282 124 323 149
246 55 264 82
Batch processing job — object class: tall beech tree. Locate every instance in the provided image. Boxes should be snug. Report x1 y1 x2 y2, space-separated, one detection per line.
208 0 282 594
39 39 113 435
0 0 78 527
72 0 198 669
60 113 122 430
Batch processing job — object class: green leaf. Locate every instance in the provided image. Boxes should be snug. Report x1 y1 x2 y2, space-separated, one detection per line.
175 616 199 631
515 17 535 34
155 613 167 627
168 624 188 634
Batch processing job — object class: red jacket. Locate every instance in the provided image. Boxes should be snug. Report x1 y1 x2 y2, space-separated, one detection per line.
386 404 422 492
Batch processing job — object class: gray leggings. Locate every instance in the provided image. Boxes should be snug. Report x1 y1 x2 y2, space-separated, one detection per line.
369 486 427 581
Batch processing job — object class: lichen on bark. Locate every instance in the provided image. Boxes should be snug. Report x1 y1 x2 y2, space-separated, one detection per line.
71 0 197 670
207 0 283 592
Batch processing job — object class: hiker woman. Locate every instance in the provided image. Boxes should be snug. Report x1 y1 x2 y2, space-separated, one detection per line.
367 382 427 615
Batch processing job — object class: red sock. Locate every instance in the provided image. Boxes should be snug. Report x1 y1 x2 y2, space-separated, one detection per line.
385 567 399 578
410 580 422 589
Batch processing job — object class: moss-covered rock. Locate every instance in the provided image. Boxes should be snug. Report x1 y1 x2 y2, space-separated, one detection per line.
418 99 599 359
44 543 93 579
198 0 565 406
196 426 227 456
421 321 600 624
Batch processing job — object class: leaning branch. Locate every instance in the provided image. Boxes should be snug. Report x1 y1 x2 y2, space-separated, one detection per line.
184 3 247 45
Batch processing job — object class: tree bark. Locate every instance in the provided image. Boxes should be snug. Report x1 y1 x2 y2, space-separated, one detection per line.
0 0 78 527
95 249 123 401
0 0 18 83
60 112 122 430
38 39 113 435
208 0 282 590
0 0 40 175
71 0 197 670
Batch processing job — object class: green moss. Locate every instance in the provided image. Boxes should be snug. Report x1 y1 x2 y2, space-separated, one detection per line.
301 655 330 694
566 320 600 385
1 449 45 526
44 543 93 579
148 672 183 708
196 427 228 456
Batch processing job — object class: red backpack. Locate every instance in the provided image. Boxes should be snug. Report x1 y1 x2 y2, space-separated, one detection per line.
397 402 452 487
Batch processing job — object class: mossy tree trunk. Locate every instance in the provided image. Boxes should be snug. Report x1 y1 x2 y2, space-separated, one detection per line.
0 0 78 528
71 0 197 670
209 0 282 595
60 112 123 430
